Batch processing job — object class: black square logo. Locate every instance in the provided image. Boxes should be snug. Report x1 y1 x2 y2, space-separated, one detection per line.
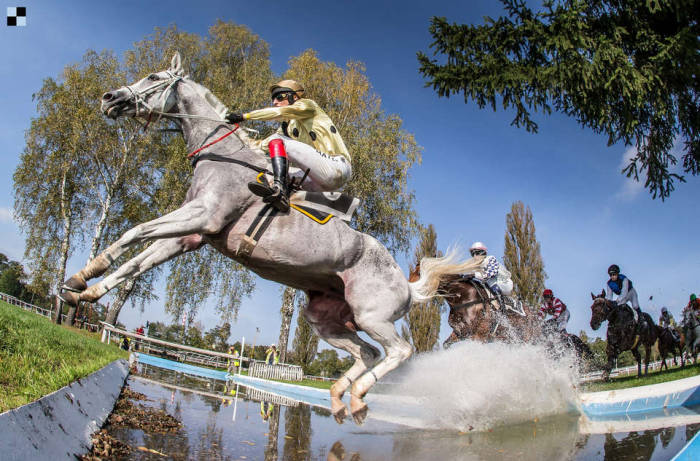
7 6 27 27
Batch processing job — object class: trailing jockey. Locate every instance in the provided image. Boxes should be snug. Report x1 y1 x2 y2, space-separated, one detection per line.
539 288 570 334
468 242 513 308
226 80 352 212
659 306 680 343
605 264 646 328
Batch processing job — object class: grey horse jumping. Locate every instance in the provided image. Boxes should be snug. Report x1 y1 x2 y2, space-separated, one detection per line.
59 53 457 424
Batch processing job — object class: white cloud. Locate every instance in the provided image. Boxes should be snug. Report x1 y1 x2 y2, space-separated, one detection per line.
0 207 14 223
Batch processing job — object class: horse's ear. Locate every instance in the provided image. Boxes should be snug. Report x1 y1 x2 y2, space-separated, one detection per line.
170 52 184 76
591 292 596 300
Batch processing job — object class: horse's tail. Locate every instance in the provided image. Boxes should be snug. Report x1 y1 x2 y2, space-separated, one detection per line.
408 247 479 303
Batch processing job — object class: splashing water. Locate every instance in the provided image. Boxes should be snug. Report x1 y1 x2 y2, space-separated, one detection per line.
367 340 581 432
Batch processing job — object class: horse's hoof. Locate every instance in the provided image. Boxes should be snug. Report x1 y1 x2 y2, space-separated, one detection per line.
57 290 79 307
332 406 348 424
351 403 368 425
61 275 87 293
331 397 347 424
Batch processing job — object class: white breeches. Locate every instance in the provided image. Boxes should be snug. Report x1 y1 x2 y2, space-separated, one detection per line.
486 277 513 296
271 135 352 192
618 288 640 310
556 309 570 331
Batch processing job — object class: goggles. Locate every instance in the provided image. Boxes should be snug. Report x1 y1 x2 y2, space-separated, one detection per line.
272 92 291 102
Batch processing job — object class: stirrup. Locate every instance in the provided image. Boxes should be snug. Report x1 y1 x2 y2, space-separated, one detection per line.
264 189 289 212
248 180 274 198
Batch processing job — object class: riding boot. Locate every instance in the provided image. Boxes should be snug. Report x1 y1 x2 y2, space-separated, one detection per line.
247 139 290 212
262 154 289 212
490 284 504 309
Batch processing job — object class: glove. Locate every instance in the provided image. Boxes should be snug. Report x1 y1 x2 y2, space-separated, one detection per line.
474 271 483 279
225 112 245 124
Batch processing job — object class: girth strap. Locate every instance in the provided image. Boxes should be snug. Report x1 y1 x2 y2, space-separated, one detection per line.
234 204 278 260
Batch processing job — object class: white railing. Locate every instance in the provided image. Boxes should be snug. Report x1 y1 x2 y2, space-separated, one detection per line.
0 291 100 331
580 355 687 382
249 361 303 381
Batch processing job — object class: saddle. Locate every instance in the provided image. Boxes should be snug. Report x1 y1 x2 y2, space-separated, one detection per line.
232 174 360 260
461 276 525 317
253 172 360 223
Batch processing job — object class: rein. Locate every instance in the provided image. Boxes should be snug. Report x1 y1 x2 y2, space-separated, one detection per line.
123 72 266 173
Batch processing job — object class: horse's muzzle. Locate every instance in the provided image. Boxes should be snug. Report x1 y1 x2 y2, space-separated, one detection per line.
101 90 132 118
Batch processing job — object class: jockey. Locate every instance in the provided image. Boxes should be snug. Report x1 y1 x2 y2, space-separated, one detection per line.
659 307 680 342
468 242 514 307
226 80 352 212
539 289 570 333
605 264 642 317
685 294 700 314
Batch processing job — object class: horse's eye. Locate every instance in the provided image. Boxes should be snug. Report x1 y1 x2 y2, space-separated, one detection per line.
148 74 159 81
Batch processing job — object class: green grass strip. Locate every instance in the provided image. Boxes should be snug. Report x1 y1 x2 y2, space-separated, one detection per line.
582 363 700 392
0 300 128 412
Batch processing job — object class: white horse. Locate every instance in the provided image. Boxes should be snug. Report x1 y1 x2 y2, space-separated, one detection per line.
59 53 463 424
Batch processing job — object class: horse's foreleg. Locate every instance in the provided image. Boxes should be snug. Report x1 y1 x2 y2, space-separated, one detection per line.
322 333 381 424
603 345 615 381
63 199 220 290
78 236 203 304
632 347 642 377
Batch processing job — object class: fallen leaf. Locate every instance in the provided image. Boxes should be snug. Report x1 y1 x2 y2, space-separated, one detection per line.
137 446 167 456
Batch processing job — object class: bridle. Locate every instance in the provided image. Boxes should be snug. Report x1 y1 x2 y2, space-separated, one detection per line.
591 298 614 328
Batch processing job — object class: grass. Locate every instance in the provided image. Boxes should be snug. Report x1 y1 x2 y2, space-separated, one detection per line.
0 300 128 413
582 363 700 392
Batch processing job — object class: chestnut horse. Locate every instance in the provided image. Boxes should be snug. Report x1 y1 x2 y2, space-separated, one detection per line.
408 265 541 347
589 291 659 380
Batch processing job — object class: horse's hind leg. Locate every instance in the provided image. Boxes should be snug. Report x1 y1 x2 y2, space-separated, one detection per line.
63 198 222 290
349 319 412 424
303 292 381 423
323 334 380 423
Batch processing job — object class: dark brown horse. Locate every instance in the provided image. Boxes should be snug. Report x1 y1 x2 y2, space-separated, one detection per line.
589 291 659 380
658 326 684 371
408 265 541 346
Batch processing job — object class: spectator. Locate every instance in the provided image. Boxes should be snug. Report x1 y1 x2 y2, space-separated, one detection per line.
265 344 279 365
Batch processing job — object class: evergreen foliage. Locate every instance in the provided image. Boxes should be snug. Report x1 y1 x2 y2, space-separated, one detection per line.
418 0 699 199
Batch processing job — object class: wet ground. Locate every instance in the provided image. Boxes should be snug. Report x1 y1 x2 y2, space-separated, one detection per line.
89 364 700 460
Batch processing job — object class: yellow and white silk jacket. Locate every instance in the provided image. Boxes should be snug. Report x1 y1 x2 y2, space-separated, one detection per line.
244 99 351 162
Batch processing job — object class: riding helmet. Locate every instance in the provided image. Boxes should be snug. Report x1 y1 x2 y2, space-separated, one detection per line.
607 264 620 275
469 242 488 256
543 289 553 298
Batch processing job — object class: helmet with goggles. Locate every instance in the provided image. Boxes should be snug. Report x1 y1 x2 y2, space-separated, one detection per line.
469 242 488 256
270 79 304 104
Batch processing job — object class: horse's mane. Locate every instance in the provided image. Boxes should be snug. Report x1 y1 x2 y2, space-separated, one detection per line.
185 78 262 154
412 248 484 298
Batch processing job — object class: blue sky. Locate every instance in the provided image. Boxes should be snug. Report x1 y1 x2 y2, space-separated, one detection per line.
1 0 697 349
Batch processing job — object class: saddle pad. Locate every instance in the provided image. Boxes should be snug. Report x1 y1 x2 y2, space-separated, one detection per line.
290 203 333 224
290 191 360 222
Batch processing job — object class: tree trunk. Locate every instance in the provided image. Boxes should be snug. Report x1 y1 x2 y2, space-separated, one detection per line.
55 170 72 324
104 278 136 326
277 287 296 363
264 408 280 461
